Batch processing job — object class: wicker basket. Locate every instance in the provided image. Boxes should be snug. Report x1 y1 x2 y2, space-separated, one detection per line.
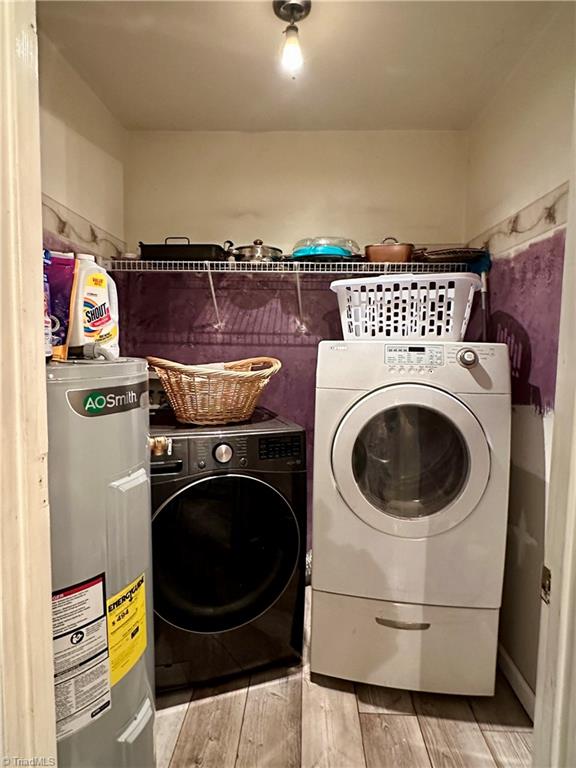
147 356 282 425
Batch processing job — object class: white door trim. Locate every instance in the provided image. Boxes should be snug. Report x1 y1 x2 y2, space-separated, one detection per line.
498 645 536 721
533 36 576 767
0 0 56 760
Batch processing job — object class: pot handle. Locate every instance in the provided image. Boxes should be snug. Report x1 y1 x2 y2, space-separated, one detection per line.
223 240 235 250
164 236 190 244
381 237 399 245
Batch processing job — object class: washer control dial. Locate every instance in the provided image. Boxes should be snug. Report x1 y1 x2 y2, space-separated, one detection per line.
457 348 479 368
214 443 234 463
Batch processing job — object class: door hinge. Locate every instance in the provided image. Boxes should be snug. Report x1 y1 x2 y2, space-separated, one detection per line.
541 564 551 605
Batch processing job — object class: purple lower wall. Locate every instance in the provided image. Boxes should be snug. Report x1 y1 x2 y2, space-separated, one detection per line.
468 229 565 412
46 224 565 416
116 271 341 424
113 230 566 536
117 228 565 422
115 272 343 536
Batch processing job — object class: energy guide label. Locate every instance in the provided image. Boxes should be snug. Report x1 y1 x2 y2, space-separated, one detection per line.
107 573 147 686
52 574 111 740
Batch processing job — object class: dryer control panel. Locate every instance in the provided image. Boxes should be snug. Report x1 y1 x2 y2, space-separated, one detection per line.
317 340 511 394
385 344 445 369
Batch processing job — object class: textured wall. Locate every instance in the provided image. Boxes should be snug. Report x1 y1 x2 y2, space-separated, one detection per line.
124 130 468 254
468 229 565 412
115 271 343 539
492 231 564 698
465 6 574 240
468 227 565 707
114 228 565 551
39 33 126 239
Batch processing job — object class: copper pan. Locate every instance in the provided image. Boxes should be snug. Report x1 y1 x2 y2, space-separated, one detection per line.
365 237 414 263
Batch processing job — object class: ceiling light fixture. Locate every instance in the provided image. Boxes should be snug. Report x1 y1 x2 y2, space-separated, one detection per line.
273 0 311 79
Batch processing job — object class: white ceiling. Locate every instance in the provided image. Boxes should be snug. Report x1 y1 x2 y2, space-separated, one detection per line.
38 1 558 131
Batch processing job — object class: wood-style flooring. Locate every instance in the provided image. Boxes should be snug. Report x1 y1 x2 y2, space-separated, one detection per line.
156 589 533 768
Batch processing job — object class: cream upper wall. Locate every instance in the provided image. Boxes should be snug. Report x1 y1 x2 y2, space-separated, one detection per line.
124 130 467 253
466 5 575 241
39 2 575 250
39 34 126 239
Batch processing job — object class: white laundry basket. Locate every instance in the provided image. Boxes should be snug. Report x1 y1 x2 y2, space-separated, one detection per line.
331 272 481 341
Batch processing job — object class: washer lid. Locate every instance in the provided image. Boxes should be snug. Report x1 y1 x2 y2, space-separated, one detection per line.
331 384 490 538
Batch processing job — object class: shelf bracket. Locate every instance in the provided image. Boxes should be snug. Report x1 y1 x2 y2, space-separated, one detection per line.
294 266 307 333
206 263 223 329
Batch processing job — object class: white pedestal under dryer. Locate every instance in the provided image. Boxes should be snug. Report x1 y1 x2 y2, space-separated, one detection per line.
311 341 511 695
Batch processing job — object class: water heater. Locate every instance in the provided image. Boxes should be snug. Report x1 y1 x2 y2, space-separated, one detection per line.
47 359 154 767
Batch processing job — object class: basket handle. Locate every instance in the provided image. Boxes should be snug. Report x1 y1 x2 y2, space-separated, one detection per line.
147 356 282 378
225 357 282 377
164 236 191 244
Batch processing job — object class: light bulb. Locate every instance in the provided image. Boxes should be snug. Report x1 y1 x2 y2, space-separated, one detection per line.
281 24 303 78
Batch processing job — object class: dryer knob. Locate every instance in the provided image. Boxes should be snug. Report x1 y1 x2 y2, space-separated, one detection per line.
457 348 479 368
214 443 234 463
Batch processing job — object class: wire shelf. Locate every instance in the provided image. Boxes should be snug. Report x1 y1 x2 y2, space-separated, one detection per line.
110 260 471 274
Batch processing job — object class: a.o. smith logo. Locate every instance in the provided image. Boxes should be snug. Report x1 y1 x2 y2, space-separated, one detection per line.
84 390 137 414
67 381 148 418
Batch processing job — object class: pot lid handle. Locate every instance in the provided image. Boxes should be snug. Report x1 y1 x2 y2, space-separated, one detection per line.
381 237 399 244
254 239 264 245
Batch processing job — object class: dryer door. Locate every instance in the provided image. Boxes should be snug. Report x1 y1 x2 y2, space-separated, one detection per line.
331 384 490 538
152 474 300 633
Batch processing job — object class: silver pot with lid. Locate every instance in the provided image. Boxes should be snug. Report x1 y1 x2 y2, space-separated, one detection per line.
229 239 283 262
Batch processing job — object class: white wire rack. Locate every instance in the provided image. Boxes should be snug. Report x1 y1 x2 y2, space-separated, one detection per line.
110 259 473 334
110 259 470 274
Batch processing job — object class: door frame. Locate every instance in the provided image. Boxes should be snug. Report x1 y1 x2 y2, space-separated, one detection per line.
533 39 576 766
2 0 575 762
0 0 57 760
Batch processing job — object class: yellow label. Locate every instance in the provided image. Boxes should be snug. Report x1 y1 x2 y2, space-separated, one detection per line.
87 273 107 289
106 574 147 686
97 326 118 344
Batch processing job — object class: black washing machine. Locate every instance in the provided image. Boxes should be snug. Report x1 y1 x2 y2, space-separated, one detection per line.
150 407 307 690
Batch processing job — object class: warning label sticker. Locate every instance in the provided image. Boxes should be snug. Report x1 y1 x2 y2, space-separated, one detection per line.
106 573 147 686
52 574 111 740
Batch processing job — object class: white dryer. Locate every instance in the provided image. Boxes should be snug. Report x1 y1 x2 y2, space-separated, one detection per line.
310 341 511 695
